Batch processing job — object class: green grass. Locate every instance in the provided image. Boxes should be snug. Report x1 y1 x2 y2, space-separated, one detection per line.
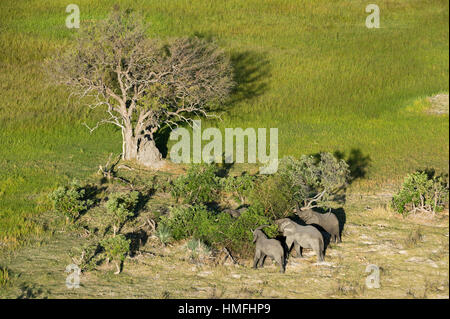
0 0 448 248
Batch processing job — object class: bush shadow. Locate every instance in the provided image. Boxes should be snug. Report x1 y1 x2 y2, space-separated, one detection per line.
333 148 372 182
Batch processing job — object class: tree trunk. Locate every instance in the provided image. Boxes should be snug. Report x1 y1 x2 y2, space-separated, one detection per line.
122 126 165 169
123 127 138 160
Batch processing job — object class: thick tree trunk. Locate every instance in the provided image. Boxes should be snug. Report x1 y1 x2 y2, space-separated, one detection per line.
137 137 165 169
122 127 165 169
123 128 138 160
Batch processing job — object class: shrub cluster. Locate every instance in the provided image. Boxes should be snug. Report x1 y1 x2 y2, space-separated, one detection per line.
50 180 140 274
105 191 139 235
160 204 277 256
170 164 221 204
392 171 448 216
49 180 93 222
100 235 131 274
51 152 351 267
249 153 349 218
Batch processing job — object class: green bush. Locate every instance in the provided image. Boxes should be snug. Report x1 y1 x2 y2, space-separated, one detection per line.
100 235 131 274
105 191 139 235
249 153 349 218
392 171 448 216
160 205 215 241
221 173 255 204
49 180 93 222
249 174 294 219
227 206 278 255
278 153 349 209
170 164 221 204
160 204 277 256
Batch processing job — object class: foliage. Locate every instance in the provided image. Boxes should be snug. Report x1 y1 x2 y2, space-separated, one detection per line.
249 153 349 217
278 153 349 209
160 204 277 256
49 180 93 222
221 173 256 204
249 174 294 219
105 191 139 235
170 164 221 204
71 241 103 272
155 223 172 246
100 235 131 274
392 171 449 216
160 205 214 241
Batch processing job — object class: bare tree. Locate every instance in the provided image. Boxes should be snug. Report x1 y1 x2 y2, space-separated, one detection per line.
47 9 234 168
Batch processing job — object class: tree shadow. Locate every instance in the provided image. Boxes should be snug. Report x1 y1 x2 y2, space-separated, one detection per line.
216 153 235 177
416 167 449 182
125 229 149 256
18 283 49 299
229 50 271 104
75 184 107 222
153 49 271 159
333 148 372 181
155 125 172 159
133 189 154 217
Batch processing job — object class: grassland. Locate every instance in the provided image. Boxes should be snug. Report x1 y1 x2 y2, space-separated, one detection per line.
0 190 448 299
0 0 448 298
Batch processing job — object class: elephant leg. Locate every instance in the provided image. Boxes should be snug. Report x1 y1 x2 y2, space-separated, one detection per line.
296 244 303 258
253 250 261 269
315 243 324 262
285 237 294 259
258 254 266 268
278 257 285 273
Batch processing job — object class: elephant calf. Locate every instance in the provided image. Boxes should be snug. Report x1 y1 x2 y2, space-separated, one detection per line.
252 225 285 273
275 218 325 262
294 205 341 243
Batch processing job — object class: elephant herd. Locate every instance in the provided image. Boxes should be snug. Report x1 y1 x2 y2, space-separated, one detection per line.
252 204 341 273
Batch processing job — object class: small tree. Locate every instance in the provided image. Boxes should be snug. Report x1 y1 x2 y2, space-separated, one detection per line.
170 164 221 204
392 171 448 216
221 173 255 205
105 191 139 236
279 153 350 210
100 235 131 274
49 180 93 222
47 8 234 168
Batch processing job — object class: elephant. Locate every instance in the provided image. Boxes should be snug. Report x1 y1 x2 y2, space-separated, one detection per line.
275 218 325 262
252 225 285 273
294 203 341 243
